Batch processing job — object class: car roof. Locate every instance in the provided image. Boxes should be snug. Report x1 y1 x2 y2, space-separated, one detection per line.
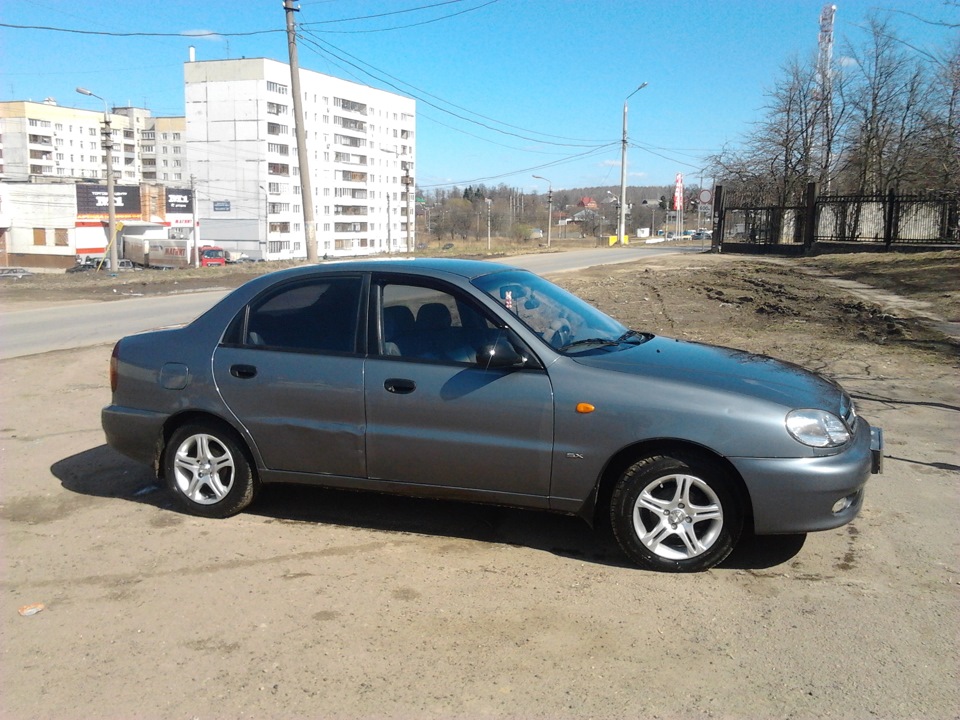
260 257 519 283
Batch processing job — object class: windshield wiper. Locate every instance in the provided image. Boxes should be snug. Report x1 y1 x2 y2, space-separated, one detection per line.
558 337 620 352
615 329 650 344
559 330 650 353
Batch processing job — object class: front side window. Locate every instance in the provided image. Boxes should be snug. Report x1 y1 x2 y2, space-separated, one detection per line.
378 281 501 365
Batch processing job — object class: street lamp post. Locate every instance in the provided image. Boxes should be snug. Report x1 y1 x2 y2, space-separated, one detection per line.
532 175 553 248
619 82 648 246
76 87 116 272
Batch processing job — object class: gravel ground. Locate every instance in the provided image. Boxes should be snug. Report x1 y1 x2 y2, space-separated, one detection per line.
1 249 958 719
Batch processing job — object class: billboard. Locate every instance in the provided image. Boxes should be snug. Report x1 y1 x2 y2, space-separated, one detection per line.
164 188 194 227
76 184 142 220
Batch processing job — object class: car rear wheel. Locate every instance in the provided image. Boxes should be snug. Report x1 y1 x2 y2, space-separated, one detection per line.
164 422 256 518
610 454 742 572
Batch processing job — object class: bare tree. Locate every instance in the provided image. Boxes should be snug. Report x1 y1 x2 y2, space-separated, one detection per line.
912 38 960 193
835 17 931 194
711 13 952 202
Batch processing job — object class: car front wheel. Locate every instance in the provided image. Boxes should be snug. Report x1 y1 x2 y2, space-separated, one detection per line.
610 454 742 572
164 422 257 518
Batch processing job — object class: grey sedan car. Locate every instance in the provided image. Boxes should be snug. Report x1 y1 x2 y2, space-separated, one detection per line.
102 258 883 572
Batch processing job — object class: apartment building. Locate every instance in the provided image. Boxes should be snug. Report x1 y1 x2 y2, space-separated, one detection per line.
0 100 120 182
0 100 185 185
184 57 416 260
137 115 187 184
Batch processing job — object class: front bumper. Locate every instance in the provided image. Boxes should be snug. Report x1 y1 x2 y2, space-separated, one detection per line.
730 417 882 535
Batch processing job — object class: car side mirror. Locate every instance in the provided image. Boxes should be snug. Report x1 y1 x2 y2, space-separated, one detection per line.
477 339 525 369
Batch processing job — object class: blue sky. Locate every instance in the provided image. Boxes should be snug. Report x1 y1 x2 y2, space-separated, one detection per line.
1 0 956 192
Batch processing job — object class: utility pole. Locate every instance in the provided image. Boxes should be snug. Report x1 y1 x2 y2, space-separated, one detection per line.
486 198 492 251
284 0 318 263
619 82 648 246
76 87 116 271
386 193 392 252
103 118 117 270
403 162 413 252
818 4 837 191
191 175 200 268
533 175 553 248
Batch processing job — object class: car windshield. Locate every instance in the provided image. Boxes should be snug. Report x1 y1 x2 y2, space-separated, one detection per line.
473 269 645 353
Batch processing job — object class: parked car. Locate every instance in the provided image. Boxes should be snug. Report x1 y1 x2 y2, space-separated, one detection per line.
102 258 882 572
0 267 34 280
66 261 101 273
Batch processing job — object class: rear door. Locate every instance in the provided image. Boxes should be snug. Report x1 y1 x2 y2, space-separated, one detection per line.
213 273 367 477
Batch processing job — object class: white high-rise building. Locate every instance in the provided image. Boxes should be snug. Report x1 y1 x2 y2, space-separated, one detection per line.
184 57 416 260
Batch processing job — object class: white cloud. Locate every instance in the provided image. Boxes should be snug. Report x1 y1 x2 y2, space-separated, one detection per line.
181 29 224 42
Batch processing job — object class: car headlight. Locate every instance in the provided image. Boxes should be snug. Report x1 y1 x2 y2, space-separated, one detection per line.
786 409 851 448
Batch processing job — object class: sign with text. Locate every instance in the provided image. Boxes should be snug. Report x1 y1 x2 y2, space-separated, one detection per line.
76 184 142 220
164 188 194 227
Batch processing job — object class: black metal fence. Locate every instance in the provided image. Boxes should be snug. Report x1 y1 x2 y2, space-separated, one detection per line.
714 185 960 254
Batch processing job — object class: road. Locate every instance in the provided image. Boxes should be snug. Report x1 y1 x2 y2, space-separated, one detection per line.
0 246 693 359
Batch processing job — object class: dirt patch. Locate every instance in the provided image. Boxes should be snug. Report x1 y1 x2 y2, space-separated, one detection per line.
555 252 959 371
797 250 960 321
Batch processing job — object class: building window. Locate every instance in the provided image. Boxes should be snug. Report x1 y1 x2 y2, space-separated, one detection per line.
33 228 47 246
55 228 69 246
266 81 289 95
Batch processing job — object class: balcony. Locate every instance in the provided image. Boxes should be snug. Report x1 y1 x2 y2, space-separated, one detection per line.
335 205 368 216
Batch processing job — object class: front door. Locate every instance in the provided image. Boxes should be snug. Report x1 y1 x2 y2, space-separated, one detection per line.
364 278 555 498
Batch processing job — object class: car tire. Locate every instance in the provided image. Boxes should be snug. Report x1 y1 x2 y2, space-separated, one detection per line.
610 453 742 572
164 422 257 518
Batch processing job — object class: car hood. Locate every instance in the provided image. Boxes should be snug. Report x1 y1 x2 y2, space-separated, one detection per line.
572 335 842 410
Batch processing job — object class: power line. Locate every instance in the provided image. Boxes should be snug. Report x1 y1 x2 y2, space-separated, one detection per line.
0 22 280 38
298 29 610 145
301 0 500 34
297 31 609 148
417 144 619 189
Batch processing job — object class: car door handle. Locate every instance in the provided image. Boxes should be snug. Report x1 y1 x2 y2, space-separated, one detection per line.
230 364 258 379
384 378 416 394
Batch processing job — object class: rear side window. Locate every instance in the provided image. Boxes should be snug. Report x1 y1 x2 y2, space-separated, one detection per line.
239 276 363 353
